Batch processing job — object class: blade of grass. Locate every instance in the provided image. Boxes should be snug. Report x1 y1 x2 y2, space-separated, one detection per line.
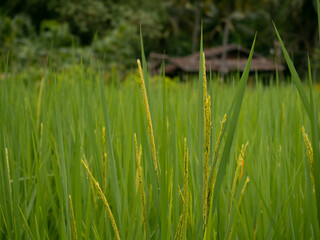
81 158 120 240
307 56 320 228
274 22 320 230
211 34 256 214
19 205 34 240
273 23 312 119
84 183 92 240
98 63 121 230
198 25 205 233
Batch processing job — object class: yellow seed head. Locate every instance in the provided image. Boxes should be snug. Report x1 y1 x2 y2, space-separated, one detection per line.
174 214 183 240
302 126 315 193
69 195 77 240
5 147 12 209
181 138 189 238
228 177 250 240
203 52 207 103
212 114 227 166
207 114 227 210
238 177 250 206
174 139 189 239
36 77 45 129
137 59 159 189
81 159 120 240
229 142 248 218
202 56 212 230
102 126 107 193
134 133 147 239
238 142 248 181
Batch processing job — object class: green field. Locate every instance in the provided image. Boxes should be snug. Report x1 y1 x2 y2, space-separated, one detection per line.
1 51 320 239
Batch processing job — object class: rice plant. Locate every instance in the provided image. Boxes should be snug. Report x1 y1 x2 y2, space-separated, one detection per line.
0 18 320 240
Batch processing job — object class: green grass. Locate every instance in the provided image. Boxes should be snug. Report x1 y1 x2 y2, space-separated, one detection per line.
0 56 319 239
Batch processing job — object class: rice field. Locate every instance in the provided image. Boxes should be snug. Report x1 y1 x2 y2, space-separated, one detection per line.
0 46 320 239
1 21 320 239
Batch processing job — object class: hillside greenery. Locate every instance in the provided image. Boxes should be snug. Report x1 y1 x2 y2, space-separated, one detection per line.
0 0 319 74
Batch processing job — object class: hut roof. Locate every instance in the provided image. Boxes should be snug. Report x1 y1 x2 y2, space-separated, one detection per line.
150 44 284 76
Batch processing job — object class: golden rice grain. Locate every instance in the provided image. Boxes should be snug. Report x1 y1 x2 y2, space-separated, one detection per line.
69 195 77 240
134 133 147 239
302 126 315 193
137 59 159 189
81 159 120 240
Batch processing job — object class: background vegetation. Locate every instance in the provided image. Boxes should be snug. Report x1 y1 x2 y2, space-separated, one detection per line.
0 0 319 75
1 0 320 239
1 59 320 239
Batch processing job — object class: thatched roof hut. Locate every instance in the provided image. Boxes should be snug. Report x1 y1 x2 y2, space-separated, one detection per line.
150 44 284 76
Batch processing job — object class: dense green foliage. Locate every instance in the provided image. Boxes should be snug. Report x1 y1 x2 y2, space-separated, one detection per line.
1 1 320 239
0 58 320 238
0 0 319 72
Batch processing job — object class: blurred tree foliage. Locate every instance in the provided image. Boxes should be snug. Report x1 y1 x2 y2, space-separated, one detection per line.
0 0 319 73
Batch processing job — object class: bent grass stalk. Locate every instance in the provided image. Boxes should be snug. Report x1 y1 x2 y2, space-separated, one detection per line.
81 158 120 240
208 114 227 209
137 59 159 189
228 142 248 218
134 133 147 239
178 186 184 204
69 195 77 240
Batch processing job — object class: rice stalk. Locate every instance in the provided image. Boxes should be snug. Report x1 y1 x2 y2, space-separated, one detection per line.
238 177 250 207
19 205 34 240
36 77 45 130
81 158 120 240
102 126 107 193
137 59 159 189
228 142 248 218
228 177 249 240
202 52 212 230
253 218 258 240
239 142 248 181
181 138 189 239
208 114 227 207
212 114 227 167
134 133 147 239
39 123 43 162
281 103 285 128
178 186 185 204
302 126 315 193
173 138 189 239
5 147 13 212
202 52 208 104
69 195 77 240
174 213 183 240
